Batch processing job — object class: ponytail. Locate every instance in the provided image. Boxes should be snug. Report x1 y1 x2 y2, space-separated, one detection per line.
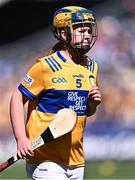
48 42 67 55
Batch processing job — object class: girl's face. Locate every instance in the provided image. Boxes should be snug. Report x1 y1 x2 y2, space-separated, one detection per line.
71 23 92 47
60 22 97 54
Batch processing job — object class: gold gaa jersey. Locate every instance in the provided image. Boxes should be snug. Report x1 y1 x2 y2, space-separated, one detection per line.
18 51 98 167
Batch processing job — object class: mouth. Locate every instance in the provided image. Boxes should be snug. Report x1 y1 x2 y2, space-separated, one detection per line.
82 42 89 45
74 42 90 48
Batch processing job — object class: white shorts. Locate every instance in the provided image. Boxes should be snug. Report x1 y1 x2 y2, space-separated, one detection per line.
26 161 84 180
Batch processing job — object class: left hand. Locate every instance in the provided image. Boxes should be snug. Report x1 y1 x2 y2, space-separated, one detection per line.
88 86 102 106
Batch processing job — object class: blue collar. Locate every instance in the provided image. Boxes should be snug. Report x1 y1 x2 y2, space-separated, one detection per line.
56 51 67 62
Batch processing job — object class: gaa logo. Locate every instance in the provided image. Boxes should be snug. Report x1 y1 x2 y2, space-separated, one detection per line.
52 77 68 83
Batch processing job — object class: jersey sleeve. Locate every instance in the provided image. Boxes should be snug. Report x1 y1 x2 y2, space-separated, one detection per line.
87 57 99 85
93 61 99 85
18 61 45 100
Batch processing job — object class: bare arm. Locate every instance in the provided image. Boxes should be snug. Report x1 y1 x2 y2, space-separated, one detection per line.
10 88 33 158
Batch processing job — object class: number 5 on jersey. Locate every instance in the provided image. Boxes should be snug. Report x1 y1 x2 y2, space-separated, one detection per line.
76 79 82 88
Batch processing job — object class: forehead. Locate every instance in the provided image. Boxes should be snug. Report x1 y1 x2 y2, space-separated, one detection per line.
73 22 92 30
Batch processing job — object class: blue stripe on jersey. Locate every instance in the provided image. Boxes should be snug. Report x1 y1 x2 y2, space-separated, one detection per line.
18 84 36 100
87 58 92 71
56 51 67 62
51 57 62 70
45 57 62 72
91 61 95 73
48 58 59 71
37 89 89 116
45 59 56 72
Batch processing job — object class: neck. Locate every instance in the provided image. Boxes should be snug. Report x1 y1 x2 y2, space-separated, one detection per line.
60 50 75 64
61 49 87 65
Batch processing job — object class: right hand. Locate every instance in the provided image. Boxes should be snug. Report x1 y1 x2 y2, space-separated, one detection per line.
17 136 34 159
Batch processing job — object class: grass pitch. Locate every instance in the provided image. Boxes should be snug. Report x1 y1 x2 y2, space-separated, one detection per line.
0 160 135 179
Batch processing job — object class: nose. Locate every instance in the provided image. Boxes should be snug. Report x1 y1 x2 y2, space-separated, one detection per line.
84 30 91 39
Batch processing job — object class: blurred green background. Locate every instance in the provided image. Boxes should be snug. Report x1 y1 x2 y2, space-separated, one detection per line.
0 160 135 179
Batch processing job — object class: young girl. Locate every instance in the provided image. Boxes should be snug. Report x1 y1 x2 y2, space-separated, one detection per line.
10 6 101 180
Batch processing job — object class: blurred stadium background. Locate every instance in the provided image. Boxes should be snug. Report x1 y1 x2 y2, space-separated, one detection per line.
0 0 135 179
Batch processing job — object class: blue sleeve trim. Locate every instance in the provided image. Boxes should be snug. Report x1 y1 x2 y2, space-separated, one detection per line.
18 84 36 100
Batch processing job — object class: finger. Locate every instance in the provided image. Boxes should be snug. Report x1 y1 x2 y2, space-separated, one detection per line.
20 149 27 158
17 150 22 159
27 143 34 156
94 97 101 101
89 90 101 96
91 93 101 98
24 146 34 157
29 151 34 157
90 86 99 91
89 87 100 92
27 149 34 156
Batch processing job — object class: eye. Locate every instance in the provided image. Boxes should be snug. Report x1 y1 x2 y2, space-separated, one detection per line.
78 28 87 33
88 29 92 34
79 29 85 33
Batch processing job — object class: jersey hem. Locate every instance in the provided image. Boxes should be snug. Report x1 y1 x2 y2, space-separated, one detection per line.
26 160 85 168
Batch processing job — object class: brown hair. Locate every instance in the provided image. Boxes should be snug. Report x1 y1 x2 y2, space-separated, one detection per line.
48 41 88 67
48 42 65 55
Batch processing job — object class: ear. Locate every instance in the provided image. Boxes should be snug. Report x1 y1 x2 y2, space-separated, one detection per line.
60 30 67 40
